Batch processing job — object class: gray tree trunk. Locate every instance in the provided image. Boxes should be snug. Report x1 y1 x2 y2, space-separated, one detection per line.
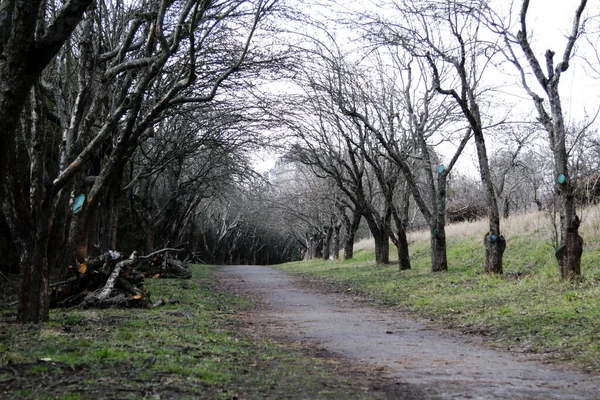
332 223 341 260
322 225 333 261
342 208 361 260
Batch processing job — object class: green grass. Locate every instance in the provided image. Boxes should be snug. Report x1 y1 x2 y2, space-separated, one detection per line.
276 231 600 373
0 265 371 399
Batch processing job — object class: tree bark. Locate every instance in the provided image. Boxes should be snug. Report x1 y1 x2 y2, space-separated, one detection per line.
11 82 53 322
511 0 587 279
395 223 411 270
17 242 50 322
556 214 583 279
430 225 448 272
474 125 505 274
342 207 361 260
484 232 507 274
332 223 341 260
322 225 333 260
369 220 389 265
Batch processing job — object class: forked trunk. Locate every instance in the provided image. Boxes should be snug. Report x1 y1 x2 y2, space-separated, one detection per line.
373 228 390 265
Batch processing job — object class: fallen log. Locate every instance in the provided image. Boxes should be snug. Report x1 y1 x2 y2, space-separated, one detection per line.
83 259 134 306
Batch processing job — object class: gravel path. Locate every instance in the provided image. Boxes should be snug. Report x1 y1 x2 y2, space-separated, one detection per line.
217 265 600 399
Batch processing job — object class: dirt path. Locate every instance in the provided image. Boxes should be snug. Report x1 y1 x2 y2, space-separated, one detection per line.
217 265 600 399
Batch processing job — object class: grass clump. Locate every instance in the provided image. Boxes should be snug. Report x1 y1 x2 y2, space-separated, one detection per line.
0 265 371 399
277 208 600 373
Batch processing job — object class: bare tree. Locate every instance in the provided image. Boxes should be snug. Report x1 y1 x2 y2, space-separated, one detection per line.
394 0 507 274
0 0 93 323
489 0 591 279
489 124 539 218
2 0 279 323
336 45 470 272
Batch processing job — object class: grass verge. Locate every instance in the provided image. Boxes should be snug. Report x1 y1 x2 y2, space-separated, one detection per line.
276 229 600 374
0 265 371 399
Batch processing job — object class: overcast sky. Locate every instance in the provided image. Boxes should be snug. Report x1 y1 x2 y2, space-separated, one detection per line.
252 0 600 173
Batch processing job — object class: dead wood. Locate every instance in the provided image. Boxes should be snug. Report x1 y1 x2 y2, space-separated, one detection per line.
50 248 191 309
139 248 184 259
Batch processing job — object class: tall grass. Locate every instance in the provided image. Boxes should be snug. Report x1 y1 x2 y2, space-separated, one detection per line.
354 203 600 254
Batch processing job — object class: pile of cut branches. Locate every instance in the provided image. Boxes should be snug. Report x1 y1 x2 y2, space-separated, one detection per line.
50 248 191 309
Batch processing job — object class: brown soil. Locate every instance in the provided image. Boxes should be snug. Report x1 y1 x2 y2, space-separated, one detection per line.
216 265 600 400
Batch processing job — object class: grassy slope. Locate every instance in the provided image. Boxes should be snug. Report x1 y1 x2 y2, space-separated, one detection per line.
276 207 600 373
0 265 371 400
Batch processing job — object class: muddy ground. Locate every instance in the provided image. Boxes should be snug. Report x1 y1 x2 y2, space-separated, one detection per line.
216 265 600 400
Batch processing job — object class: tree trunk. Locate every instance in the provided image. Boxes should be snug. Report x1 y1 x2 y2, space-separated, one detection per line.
551 93 582 280
342 208 361 260
73 209 92 264
502 196 510 219
47 187 74 275
556 208 583 279
472 116 504 274
396 223 411 271
343 236 355 260
431 174 450 272
146 226 156 255
322 225 333 261
484 232 506 274
100 181 120 251
372 226 389 264
332 223 341 260
430 224 448 272
15 83 53 322
17 243 50 322
314 233 323 259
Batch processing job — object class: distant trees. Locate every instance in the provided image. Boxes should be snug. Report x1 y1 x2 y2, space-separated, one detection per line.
278 39 413 266
337 49 470 272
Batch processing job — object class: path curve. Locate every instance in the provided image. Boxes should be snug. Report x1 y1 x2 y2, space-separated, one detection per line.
217 265 599 399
